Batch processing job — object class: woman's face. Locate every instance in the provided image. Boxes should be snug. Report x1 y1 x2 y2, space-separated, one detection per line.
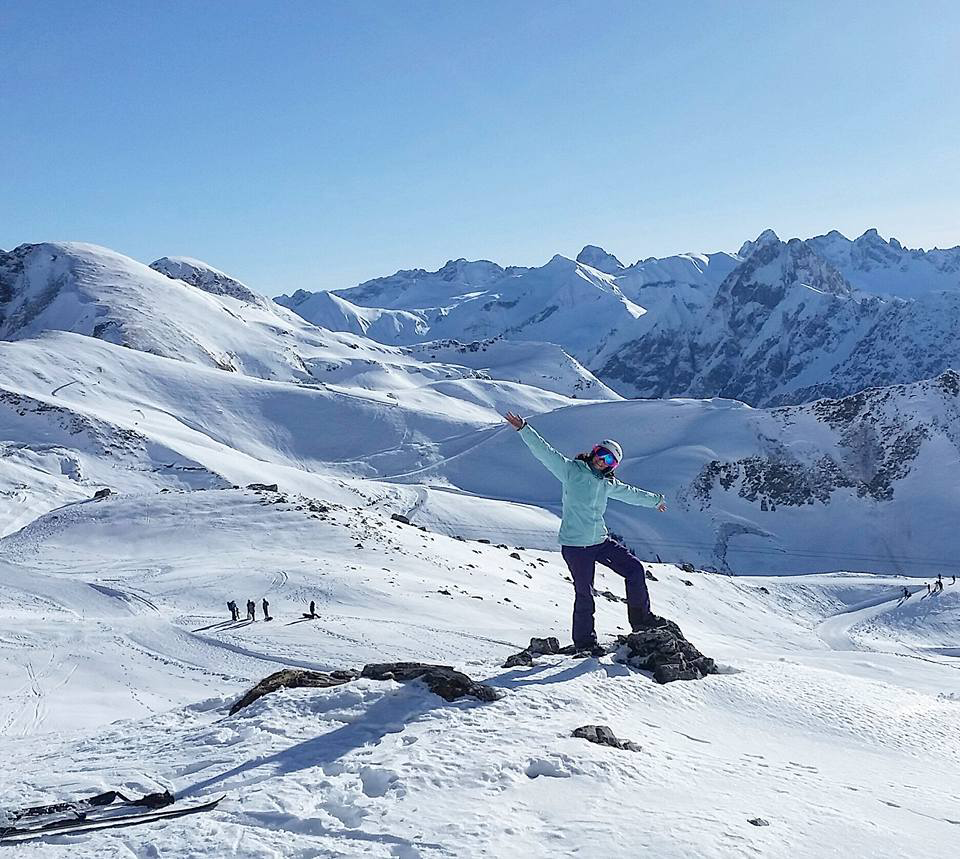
590 446 618 471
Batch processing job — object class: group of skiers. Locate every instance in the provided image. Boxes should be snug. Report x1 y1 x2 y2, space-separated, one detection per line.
902 573 955 601
226 598 271 622
926 573 954 595
224 599 320 623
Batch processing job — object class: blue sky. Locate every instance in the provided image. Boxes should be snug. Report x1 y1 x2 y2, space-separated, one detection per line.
2 0 958 295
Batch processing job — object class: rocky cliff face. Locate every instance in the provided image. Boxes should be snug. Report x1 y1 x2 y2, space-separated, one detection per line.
686 370 960 514
597 233 959 407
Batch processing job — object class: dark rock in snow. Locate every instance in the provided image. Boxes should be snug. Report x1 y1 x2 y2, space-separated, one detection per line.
247 483 279 492
509 552 522 560
361 662 501 702
502 636 561 668
92 488 112 500
390 513 411 524
572 724 641 752
678 562 696 573
230 668 358 715
748 818 770 827
618 618 717 684
503 651 533 668
681 579 694 587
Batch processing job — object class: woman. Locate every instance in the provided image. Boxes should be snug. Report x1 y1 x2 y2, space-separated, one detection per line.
504 411 667 651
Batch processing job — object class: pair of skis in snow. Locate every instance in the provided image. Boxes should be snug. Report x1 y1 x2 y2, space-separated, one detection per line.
0 789 224 843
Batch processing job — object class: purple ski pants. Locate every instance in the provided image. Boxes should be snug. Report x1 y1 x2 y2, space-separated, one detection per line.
561 538 651 647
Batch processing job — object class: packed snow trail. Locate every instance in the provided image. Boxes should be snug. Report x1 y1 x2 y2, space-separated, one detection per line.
817 592 906 650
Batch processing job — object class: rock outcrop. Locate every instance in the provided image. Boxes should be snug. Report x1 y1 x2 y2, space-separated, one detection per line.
618 619 717 683
572 724 641 752
361 662 501 702
229 668 358 715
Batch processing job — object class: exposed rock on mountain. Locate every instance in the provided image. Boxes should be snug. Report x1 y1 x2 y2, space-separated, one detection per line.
689 370 959 511
576 245 624 274
598 232 960 407
150 256 267 307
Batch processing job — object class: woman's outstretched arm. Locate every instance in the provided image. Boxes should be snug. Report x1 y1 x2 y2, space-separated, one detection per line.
504 412 571 482
608 479 667 511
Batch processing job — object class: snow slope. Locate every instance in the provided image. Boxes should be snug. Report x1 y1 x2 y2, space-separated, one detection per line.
274 288 429 345
403 338 622 400
0 329 594 536
371 373 960 576
0 490 957 858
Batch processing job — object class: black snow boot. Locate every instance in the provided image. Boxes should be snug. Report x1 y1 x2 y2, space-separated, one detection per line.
628 604 666 631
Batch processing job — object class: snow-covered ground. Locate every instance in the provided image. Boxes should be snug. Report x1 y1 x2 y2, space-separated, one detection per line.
0 489 957 858
2 238 959 856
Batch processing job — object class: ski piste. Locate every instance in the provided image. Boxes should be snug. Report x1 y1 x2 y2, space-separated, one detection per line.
0 794 225 843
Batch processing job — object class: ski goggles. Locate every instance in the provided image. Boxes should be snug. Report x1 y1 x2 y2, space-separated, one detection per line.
591 446 619 468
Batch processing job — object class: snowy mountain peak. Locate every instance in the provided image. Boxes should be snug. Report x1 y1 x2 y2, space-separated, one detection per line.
576 245 625 274
808 229 960 298
436 257 505 283
150 256 265 307
737 228 781 258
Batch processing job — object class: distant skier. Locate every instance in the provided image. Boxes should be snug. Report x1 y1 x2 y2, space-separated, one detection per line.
927 583 931 594
246 599 256 621
227 600 240 621
953 574 956 585
262 598 271 621
303 600 317 619
504 411 667 651
902 587 909 600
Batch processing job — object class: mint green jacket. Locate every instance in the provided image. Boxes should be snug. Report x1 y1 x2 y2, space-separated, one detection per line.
519 423 664 547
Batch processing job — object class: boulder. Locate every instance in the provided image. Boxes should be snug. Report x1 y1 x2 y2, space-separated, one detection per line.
390 513 411 525
361 662 501 702
229 668 357 715
572 724 641 753
618 618 717 684
92 488 112 500
502 636 561 668
246 483 279 492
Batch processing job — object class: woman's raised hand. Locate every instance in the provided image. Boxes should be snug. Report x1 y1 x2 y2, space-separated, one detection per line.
504 411 526 430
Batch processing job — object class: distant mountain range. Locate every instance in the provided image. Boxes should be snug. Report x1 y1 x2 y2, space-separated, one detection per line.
277 228 960 407
2 235 959 573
